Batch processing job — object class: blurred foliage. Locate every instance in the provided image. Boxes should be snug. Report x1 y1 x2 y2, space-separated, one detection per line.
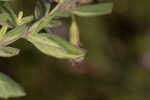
1 0 150 100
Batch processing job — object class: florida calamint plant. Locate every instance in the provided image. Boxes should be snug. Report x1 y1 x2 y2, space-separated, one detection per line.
0 0 113 99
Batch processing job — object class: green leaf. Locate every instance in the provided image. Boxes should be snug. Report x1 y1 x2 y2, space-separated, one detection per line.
34 2 44 19
16 11 33 25
0 13 8 21
21 16 34 24
0 13 13 27
79 0 93 4
0 72 25 99
29 3 61 34
0 47 20 57
54 11 71 19
45 20 62 28
34 0 51 19
29 15 51 34
72 3 113 17
0 24 26 47
16 11 23 25
0 25 8 39
0 2 17 25
44 20 62 33
25 33 85 59
0 0 10 1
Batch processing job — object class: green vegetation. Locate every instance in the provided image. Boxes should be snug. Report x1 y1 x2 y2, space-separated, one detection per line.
0 0 113 99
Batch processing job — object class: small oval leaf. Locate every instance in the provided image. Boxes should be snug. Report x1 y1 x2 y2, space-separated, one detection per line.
72 3 113 17
0 47 20 57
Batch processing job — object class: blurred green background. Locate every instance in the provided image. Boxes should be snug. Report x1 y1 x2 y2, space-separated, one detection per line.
1 0 150 100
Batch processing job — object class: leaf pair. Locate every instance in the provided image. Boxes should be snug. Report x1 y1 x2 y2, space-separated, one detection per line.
17 11 33 25
0 25 26 57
